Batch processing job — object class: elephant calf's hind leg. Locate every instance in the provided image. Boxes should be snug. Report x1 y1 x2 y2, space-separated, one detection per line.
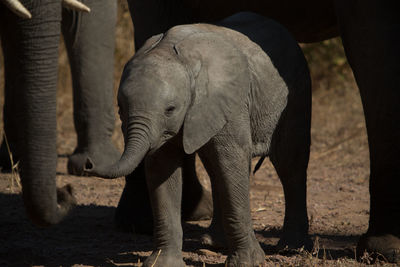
181 154 213 221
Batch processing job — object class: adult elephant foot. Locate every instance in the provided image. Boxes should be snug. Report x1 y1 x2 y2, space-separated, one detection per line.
357 234 400 264
67 141 120 176
276 226 312 252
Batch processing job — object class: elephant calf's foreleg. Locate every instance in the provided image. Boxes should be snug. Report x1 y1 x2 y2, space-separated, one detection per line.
143 142 185 267
199 139 265 267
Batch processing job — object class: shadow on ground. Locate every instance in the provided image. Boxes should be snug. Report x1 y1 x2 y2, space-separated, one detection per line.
0 192 360 266
256 228 358 261
0 193 150 266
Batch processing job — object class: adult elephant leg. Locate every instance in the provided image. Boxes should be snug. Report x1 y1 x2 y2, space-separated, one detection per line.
0 0 75 226
61 0 120 175
335 0 400 263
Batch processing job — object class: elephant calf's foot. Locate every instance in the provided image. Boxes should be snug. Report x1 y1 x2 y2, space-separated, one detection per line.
357 234 400 264
67 142 120 176
143 249 185 267
226 240 265 267
201 221 227 249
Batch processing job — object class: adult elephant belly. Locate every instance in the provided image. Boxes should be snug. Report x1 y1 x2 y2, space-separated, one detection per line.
129 0 338 49
188 0 339 42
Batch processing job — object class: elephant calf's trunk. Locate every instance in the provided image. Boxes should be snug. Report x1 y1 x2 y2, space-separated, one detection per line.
84 139 150 179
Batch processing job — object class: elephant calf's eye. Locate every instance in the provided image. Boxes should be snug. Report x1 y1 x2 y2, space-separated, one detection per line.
165 106 176 116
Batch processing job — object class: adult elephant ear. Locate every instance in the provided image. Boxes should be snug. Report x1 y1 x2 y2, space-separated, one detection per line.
173 32 250 154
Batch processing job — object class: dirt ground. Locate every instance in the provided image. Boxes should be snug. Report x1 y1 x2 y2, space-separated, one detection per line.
0 3 396 267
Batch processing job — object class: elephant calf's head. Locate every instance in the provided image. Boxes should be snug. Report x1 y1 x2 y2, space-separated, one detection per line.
85 25 250 179
84 33 192 178
118 39 192 152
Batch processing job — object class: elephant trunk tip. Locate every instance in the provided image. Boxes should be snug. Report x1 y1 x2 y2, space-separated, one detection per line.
82 157 122 179
83 157 101 176
57 184 76 206
25 184 76 227
84 157 94 171
83 139 150 179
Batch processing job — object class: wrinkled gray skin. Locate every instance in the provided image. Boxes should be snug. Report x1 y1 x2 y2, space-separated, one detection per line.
118 0 400 263
87 13 311 266
0 0 120 226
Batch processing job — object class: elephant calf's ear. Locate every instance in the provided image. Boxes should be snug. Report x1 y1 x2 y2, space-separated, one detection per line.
175 32 249 154
183 101 227 154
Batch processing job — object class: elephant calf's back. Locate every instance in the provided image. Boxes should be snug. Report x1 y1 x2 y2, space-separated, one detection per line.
215 13 311 157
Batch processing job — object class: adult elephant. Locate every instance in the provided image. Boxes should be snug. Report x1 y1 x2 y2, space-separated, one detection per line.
0 0 120 226
115 0 399 263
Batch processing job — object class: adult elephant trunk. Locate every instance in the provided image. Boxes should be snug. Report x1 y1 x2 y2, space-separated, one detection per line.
85 123 150 179
1 0 75 226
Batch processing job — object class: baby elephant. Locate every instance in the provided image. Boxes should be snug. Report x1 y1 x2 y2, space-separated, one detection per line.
86 12 311 267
